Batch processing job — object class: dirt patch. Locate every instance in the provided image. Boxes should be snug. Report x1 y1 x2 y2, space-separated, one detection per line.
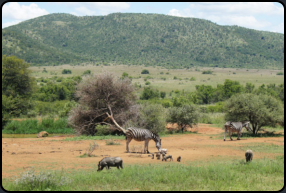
2 124 284 179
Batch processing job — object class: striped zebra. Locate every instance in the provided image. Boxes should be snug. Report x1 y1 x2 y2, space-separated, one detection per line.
224 121 250 141
125 127 161 154
106 112 161 154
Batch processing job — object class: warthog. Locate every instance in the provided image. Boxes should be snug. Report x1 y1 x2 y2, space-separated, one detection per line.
162 155 173 161
156 152 161 160
159 148 167 154
97 157 123 171
177 156 181 162
245 150 253 162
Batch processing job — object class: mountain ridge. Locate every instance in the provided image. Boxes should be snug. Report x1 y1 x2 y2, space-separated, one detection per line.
2 13 284 69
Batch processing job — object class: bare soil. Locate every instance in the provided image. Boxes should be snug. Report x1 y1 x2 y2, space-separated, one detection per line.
2 124 284 179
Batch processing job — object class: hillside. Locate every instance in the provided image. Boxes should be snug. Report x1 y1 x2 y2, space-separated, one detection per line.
2 13 284 69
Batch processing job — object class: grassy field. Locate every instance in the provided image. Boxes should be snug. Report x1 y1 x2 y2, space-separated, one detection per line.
3 155 283 191
29 64 284 92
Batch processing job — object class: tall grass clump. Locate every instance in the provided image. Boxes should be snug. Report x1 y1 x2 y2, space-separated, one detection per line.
2 118 73 134
4 168 72 191
2 120 38 134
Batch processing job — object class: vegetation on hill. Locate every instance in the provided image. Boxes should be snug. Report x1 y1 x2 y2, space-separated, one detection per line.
2 13 284 69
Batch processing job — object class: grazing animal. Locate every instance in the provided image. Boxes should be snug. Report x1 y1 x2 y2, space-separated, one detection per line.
245 150 253 162
177 156 181 162
162 155 173 161
97 157 123 171
106 114 161 154
159 148 167 154
156 152 161 160
151 153 154 159
224 121 250 141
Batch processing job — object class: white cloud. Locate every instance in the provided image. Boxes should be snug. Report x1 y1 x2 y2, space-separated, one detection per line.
271 22 284 34
75 6 97 16
2 20 23 28
167 2 284 33
58 2 130 16
2 2 49 20
192 2 283 16
168 9 184 17
168 8 194 18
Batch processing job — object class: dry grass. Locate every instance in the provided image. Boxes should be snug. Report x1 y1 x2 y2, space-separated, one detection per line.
29 64 284 93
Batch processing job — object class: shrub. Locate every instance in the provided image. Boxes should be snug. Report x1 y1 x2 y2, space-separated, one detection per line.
141 69 149 74
160 91 166 99
62 69 72 74
166 104 200 132
95 125 114 136
202 70 213 74
83 70 91 75
85 141 99 157
13 168 71 191
190 77 196 81
276 72 284 75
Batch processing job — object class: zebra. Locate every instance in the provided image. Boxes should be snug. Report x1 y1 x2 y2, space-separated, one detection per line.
106 112 161 154
125 127 161 154
224 121 250 141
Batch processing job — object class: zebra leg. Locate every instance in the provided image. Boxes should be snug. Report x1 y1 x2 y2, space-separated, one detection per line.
126 137 132 153
144 139 150 154
224 127 227 141
229 130 233 140
237 131 241 140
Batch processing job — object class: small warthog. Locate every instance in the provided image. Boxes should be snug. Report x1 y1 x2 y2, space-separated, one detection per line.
177 156 181 162
159 148 167 154
97 157 123 171
245 150 253 162
156 152 161 160
162 155 173 161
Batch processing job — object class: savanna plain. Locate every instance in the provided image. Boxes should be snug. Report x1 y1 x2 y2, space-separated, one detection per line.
2 64 284 191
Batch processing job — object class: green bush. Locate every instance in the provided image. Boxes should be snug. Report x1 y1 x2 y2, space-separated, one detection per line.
2 118 73 134
141 69 149 74
62 69 72 74
207 102 225 113
95 125 113 136
83 70 91 75
202 70 213 74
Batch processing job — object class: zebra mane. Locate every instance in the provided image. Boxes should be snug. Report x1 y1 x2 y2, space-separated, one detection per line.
151 130 160 141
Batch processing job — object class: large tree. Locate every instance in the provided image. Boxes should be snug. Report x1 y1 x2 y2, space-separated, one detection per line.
2 55 35 122
166 104 200 132
224 93 284 135
68 72 138 135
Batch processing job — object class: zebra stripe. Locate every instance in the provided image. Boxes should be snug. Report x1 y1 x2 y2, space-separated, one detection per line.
125 127 161 154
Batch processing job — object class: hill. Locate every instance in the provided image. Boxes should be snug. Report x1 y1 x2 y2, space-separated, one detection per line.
2 13 284 69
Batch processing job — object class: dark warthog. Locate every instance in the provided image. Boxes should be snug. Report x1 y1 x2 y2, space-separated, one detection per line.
97 157 123 171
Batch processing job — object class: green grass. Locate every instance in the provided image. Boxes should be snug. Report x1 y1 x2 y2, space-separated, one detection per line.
2 118 74 134
29 65 284 93
3 156 283 191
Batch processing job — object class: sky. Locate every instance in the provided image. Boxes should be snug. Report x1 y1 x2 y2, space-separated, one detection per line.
2 2 284 34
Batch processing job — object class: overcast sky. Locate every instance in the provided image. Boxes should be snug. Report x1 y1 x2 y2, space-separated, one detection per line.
2 2 284 34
